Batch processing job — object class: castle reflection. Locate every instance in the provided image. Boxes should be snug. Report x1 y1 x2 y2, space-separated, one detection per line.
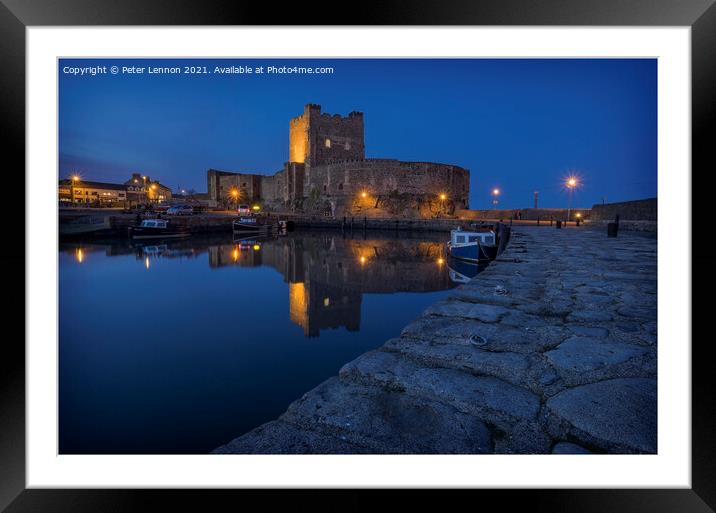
61 231 457 337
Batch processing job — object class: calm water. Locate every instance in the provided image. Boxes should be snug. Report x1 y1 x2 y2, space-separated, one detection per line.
59 230 483 454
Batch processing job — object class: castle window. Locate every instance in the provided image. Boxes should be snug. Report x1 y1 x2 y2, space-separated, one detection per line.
345 142 351 150
338 183 343 190
325 138 331 148
323 185 327 192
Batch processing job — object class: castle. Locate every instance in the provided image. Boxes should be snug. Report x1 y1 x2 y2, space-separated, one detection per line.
207 104 470 218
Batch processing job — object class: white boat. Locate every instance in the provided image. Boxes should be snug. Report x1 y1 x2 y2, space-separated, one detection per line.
446 228 497 263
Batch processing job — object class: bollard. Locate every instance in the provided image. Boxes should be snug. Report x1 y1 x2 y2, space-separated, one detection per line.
342 216 346 231
550 217 553 226
607 222 618 237
537 216 540 226
351 217 354 231
576 218 580 227
497 223 511 256
556 220 562 229
363 216 367 231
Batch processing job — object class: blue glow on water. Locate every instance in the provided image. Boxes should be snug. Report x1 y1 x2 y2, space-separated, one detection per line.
59 231 464 454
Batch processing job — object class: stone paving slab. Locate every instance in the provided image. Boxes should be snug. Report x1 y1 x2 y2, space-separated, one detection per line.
339 350 541 431
214 226 657 454
279 377 494 454
544 377 657 453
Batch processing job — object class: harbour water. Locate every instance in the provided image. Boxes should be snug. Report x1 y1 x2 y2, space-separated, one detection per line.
59 230 481 454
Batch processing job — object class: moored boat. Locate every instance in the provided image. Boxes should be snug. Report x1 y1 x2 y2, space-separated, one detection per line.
232 215 274 232
128 219 191 240
446 228 497 263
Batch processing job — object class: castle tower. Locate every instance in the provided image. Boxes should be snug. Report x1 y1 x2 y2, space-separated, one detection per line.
289 104 365 167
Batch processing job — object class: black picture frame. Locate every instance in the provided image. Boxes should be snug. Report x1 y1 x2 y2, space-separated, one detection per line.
1 1 710 511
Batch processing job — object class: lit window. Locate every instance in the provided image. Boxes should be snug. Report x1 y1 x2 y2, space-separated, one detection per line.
325 138 331 148
345 142 351 150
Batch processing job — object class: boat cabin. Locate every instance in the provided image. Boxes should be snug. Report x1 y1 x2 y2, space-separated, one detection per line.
450 229 495 247
140 219 169 229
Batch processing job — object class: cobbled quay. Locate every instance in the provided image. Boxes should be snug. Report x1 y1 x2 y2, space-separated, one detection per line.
214 226 657 454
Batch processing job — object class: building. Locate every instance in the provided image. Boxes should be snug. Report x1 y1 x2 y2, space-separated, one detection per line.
58 179 128 205
207 104 470 218
59 174 173 206
124 173 172 204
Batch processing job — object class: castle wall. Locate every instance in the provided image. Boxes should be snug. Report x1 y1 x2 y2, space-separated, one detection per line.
303 159 470 216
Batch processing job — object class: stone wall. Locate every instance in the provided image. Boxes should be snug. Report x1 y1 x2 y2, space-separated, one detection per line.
456 208 591 221
208 168 263 206
590 198 657 221
300 159 469 218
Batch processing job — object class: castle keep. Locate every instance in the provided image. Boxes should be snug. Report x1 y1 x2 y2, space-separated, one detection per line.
208 104 470 218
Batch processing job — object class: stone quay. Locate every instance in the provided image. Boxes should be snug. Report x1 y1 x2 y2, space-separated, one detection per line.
213 225 658 454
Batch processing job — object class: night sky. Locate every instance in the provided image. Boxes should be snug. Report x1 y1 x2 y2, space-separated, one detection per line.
59 58 656 209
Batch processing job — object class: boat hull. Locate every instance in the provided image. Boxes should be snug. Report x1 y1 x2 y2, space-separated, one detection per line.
232 217 273 232
448 242 497 262
128 227 191 240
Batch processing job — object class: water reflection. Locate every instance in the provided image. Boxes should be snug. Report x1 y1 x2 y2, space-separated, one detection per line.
61 231 459 338
59 230 490 454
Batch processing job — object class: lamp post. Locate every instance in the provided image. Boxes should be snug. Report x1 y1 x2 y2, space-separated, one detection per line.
492 188 500 210
70 174 80 205
566 177 578 222
439 193 446 216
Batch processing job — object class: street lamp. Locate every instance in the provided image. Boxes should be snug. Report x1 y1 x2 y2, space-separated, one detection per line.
492 188 500 210
566 176 578 221
230 188 239 210
69 175 81 205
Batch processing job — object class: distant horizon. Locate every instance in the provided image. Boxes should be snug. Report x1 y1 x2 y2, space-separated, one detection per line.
59 58 657 209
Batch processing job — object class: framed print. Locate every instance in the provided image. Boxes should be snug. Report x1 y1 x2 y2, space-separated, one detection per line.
1 0 712 511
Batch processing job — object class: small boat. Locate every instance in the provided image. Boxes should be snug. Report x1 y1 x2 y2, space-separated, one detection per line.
446 228 498 263
232 215 274 232
128 219 191 240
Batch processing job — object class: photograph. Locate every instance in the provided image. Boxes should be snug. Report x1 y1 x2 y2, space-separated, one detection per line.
58 57 658 456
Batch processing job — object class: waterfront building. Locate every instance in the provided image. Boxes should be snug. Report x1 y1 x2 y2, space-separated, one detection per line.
58 174 173 207
58 179 127 206
124 173 173 204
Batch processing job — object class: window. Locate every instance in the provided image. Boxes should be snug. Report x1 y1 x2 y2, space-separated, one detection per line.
338 183 343 190
469 236 478 243
345 142 351 150
456 235 466 243
325 138 331 148
323 185 327 192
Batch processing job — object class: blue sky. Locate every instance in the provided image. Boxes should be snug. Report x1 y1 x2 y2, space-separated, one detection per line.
59 58 656 209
